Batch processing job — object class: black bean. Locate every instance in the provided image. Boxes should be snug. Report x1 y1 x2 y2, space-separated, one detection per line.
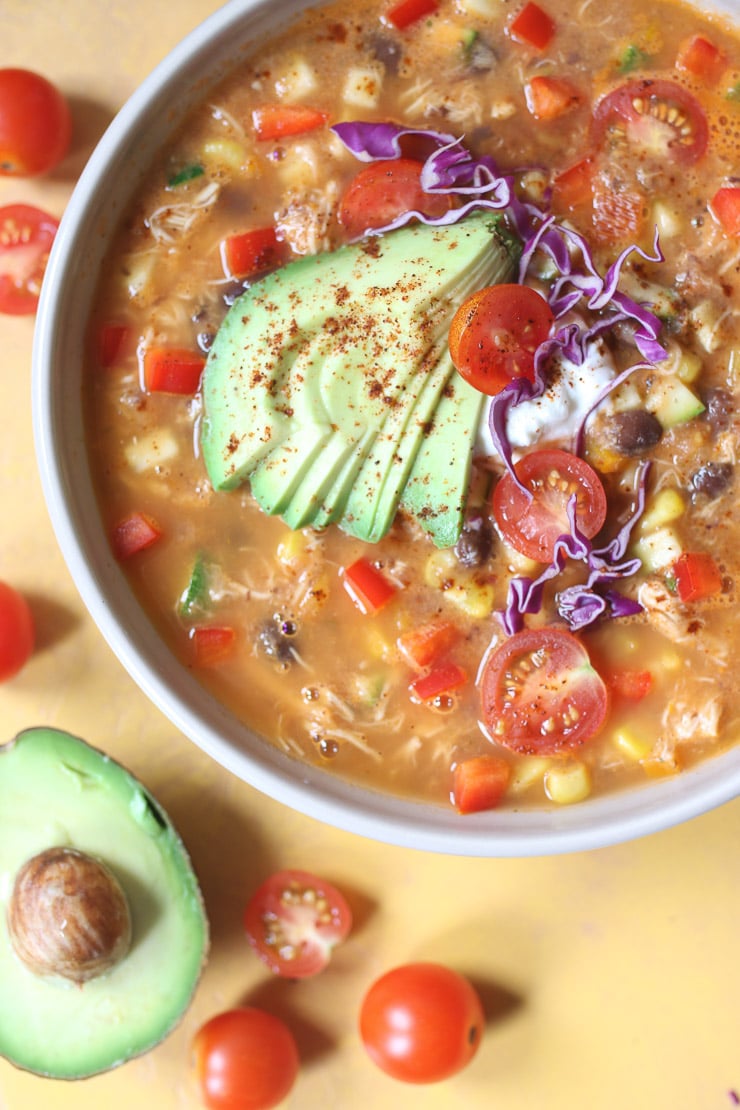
454 516 494 568
257 621 296 665
605 409 663 456
690 461 734 500
466 37 498 73
365 31 403 74
701 386 735 436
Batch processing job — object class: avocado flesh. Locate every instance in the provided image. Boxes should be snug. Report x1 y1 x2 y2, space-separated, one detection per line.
200 212 519 546
0 727 208 1080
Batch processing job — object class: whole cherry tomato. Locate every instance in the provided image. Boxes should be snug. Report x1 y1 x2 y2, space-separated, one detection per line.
192 1007 299 1110
0 68 71 176
359 962 485 1083
0 581 34 681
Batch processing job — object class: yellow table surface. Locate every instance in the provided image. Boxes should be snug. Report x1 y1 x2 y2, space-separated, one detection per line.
2 2 740 1107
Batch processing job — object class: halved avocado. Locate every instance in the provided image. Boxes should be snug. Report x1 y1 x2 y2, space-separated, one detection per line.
0 727 209 1079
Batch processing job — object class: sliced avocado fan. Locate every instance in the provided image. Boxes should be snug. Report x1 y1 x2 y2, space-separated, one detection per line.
200 212 520 547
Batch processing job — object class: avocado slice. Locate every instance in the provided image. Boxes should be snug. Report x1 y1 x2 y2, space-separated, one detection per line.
0 727 208 1079
200 211 520 546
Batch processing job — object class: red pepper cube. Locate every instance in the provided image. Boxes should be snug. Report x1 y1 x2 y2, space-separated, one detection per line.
711 187 740 238
509 2 555 51
112 511 161 560
673 552 723 603
384 0 438 30
142 347 206 394
341 558 397 614
453 755 511 814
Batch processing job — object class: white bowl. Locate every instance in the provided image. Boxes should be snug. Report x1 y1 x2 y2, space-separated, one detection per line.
33 0 740 856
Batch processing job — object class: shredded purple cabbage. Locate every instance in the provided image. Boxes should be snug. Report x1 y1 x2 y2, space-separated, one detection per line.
331 120 665 633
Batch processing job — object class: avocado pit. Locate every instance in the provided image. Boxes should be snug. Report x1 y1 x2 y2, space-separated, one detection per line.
7 846 132 984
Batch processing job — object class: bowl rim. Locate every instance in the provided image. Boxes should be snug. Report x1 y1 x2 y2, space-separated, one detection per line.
32 0 740 857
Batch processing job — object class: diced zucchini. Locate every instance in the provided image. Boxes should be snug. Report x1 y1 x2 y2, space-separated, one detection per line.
342 65 383 110
644 376 705 429
179 553 211 619
689 299 725 353
634 525 683 571
674 348 703 384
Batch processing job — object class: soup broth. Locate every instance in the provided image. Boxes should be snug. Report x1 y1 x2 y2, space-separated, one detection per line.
87 0 740 812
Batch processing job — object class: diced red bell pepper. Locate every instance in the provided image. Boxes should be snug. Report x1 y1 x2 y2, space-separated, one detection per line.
410 661 467 702
112 511 161 560
452 755 511 814
98 322 130 368
676 35 726 84
142 347 206 394
252 104 328 142
711 187 740 238
190 625 236 667
384 0 438 30
341 558 398 614
673 551 723 603
551 158 594 211
397 620 460 670
509 2 555 51
525 75 582 121
607 669 654 702
221 227 285 278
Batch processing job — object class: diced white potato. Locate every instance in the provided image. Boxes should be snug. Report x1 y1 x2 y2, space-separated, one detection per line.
342 65 383 110
274 55 318 101
455 0 500 17
490 98 517 120
121 251 157 304
125 429 179 473
638 488 685 534
634 525 683 572
202 138 256 175
544 761 591 805
652 200 682 239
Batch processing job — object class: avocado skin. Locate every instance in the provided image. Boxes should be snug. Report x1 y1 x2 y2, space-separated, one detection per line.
0 727 208 1079
201 213 519 546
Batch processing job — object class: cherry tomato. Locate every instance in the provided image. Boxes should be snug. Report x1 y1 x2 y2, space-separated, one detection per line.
0 204 59 315
193 1007 299 1110
0 68 71 176
480 627 609 756
591 78 708 167
359 962 484 1084
339 158 453 239
0 581 34 682
244 869 352 978
492 448 607 563
448 284 554 396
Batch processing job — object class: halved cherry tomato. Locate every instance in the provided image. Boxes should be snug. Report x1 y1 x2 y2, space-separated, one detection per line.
676 35 726 84
452 755 510 814
480 627 609 755
710 186 740 237
449 284 554 396
190 625 236 667
341 557 397 614
244 868 352 979
339 159 453 239
673 551 723 602
252 104 328 142
359 962 484 1084
410 661 467 702
508 2 555 51
591 78 709 166
397 619 460 670
0 581 34 682
0 204 59 315
492 448 607 563
111 511 161 560
193 1007 299 1110
221 227 285 278
142 346 205 394
0 68 71 176
525 75 582 121
384 0 438 29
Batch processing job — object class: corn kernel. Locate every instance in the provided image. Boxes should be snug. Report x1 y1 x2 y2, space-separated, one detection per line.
544 761 591 805
202 138 253 174
424 548 458 588
638 488 685 533
508 756 551 795
613 727 652 762
277 529 309 566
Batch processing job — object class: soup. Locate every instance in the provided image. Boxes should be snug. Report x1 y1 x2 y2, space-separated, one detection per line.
86 0 740 813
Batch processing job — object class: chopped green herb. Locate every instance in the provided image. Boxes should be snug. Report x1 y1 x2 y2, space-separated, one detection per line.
617 44 651 74
167 163 205 188
179 553 211 618
726 81 740 101
664 575 678 595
